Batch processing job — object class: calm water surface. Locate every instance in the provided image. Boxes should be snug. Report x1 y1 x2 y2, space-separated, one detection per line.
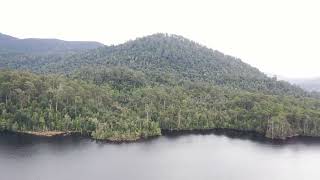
1 132 320 180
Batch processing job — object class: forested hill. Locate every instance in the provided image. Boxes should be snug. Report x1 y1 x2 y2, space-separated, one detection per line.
1 33 320 141
0 33 104 54
0 33 308 97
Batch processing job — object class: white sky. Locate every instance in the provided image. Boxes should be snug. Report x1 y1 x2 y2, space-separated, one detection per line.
0 0 319 78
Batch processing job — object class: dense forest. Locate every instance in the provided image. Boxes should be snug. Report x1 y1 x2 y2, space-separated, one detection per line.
1 33 320 141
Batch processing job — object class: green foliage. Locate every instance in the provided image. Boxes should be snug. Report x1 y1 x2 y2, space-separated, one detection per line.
0 70 161 140
1 70 320 140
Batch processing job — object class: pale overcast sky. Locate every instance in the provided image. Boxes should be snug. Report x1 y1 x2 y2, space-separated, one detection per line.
1 0 319 78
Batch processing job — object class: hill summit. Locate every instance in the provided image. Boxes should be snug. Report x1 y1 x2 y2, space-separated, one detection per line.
8 33 305 97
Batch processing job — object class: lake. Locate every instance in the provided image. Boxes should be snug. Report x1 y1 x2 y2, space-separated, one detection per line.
1 132 320 180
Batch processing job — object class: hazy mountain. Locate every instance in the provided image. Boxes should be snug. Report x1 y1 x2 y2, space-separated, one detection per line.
0 33 104 54
286 78 320 92
273 74 320 92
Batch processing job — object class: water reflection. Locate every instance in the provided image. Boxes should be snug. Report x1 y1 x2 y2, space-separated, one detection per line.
1 131 320 180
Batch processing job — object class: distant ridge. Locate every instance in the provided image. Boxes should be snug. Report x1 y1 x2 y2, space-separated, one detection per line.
0 33 104 53
287 78 320 92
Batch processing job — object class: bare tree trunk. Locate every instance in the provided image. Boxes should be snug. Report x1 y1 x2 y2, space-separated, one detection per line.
145 104 149 121
49 100 52 111
178 108 181 129
75 101 77 118
55 100 58 120
271 121 274 139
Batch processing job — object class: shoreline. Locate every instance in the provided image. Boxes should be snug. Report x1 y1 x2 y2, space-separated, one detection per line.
2 129 320 144
19 131 71 137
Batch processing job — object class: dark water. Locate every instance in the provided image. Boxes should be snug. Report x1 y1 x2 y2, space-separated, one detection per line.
1 132 320 180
